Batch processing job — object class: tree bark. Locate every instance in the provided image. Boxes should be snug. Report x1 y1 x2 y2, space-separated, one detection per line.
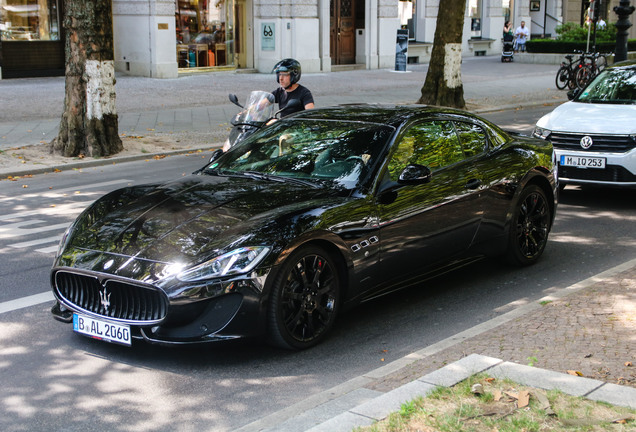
51 0 122 157
417 0 467 109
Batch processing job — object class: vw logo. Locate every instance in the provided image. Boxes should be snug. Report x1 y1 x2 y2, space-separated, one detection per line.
580 135 593 149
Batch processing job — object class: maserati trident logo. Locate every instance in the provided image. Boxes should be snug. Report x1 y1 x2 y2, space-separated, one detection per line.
580 135 593 149
99 288 111 313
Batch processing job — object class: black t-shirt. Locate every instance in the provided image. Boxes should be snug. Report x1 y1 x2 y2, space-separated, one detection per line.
272 84 314 117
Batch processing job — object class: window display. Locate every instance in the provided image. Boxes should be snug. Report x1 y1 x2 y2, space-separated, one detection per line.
176 0 235 68
0 0 60 41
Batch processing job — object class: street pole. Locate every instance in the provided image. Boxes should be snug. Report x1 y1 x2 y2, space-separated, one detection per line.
614 0 635 62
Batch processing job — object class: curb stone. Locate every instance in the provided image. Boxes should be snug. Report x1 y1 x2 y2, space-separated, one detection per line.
306 354 636 432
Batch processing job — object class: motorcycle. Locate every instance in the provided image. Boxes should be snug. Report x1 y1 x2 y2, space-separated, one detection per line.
222 90 301 151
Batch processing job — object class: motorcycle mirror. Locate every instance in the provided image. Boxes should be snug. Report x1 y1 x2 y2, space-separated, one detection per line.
275 99 302 117
229 94 243 108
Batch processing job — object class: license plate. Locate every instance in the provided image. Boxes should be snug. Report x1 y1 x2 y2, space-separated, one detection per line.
560 155 606 169
73 313 131 346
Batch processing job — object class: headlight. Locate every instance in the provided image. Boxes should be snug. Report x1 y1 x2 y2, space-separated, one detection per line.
532 127 551 140
177 246 270 282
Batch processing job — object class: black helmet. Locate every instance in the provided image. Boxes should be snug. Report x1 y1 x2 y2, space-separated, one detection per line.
272 58 301 85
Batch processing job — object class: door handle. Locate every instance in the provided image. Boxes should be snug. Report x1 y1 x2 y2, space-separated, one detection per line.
465 179 482 189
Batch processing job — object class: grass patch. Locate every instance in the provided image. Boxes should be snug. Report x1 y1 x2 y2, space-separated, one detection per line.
355 374 635 432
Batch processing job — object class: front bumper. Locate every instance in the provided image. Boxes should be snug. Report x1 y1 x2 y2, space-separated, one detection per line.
554 148 636 187
51 267 273 345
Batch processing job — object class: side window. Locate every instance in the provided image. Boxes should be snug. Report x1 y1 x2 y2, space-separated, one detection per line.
387 121 464 181
454 121 488 158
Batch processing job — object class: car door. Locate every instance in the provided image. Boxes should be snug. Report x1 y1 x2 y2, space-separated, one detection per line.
376 119 484 285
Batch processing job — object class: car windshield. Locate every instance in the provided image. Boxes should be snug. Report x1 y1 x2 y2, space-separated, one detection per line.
206 119 395 189
576 67 636 104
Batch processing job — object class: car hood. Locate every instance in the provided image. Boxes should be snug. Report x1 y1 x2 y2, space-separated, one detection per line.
61 175 343 270
536 101 636 134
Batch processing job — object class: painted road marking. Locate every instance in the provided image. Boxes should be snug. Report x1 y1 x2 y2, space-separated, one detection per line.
0 179 132 203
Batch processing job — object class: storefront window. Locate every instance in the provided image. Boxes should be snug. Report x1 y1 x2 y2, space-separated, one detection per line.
176 0 235 69
469 0 482 38
0 0 59 40
502 0 511 24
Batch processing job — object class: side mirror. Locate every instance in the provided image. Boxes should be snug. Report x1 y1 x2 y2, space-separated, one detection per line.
193 149 224 175
229 94 242 108
398 164 432 184
566 89 580 100
208 148 223 163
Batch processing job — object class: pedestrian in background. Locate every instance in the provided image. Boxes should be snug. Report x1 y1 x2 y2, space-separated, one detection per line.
514 21 529 53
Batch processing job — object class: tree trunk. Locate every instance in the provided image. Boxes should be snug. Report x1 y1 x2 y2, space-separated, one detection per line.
417 0 467 109
51 0 122 157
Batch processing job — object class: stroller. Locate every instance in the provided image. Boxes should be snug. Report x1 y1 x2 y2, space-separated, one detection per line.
501 33 514 62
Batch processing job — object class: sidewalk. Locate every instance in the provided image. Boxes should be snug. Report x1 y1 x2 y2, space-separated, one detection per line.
1 56 568 178
1 56 634 430
0 56 566 153
241 260 635 432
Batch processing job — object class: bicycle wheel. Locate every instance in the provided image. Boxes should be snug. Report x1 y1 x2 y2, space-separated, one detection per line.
555 65 570 90
575 65 592 89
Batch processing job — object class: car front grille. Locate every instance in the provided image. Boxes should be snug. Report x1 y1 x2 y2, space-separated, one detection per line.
549 132 636 153
559 165 636 183
54 270 168 324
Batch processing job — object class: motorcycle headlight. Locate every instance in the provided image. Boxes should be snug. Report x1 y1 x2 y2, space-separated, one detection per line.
532 126 551 140
177 246 270 282
222 138 231 152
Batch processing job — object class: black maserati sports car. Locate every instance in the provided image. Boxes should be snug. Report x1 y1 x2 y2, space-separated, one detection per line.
51 105 558 350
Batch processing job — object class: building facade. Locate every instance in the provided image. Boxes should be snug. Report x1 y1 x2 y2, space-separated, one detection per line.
1 0 634 79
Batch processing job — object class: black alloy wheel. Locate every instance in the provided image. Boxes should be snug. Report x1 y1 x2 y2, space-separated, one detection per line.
507 185 551 266
268 245 340 350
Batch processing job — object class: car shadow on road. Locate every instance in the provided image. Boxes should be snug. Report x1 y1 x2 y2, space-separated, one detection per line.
559 185 636 209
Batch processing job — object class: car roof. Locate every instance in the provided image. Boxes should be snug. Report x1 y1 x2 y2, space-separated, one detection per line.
287 104 473 128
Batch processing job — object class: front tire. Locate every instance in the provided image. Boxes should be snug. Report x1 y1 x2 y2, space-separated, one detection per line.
506 185 551 266
268 245 341 350
575 65 592 89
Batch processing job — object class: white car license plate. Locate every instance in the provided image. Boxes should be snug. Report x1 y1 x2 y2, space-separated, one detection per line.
73 313 131 346
560 155 606 169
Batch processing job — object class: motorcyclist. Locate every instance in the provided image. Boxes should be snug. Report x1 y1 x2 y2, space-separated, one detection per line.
272 58 314 117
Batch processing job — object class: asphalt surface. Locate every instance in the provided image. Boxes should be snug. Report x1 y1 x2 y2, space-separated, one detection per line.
0 55 634 430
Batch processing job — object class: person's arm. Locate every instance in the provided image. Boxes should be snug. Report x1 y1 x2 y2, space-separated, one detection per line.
302 87 315 110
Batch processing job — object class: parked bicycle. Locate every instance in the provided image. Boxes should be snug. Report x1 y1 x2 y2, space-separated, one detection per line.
555 50 584 90
575 52 610 89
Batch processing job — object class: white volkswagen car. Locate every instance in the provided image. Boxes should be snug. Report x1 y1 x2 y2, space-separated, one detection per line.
533 60 636 188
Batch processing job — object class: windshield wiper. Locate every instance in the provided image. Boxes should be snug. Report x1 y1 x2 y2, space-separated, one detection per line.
242 171 285 182
242 171 320 188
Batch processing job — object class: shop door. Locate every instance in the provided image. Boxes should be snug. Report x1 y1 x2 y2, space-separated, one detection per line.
234 0 247 68
330 0 355 64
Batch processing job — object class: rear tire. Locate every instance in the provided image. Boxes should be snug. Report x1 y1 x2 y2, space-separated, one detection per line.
267 245 341 350
506 185 551 266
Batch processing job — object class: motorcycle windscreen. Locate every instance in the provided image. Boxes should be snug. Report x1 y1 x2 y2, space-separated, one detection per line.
236 91 276 124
